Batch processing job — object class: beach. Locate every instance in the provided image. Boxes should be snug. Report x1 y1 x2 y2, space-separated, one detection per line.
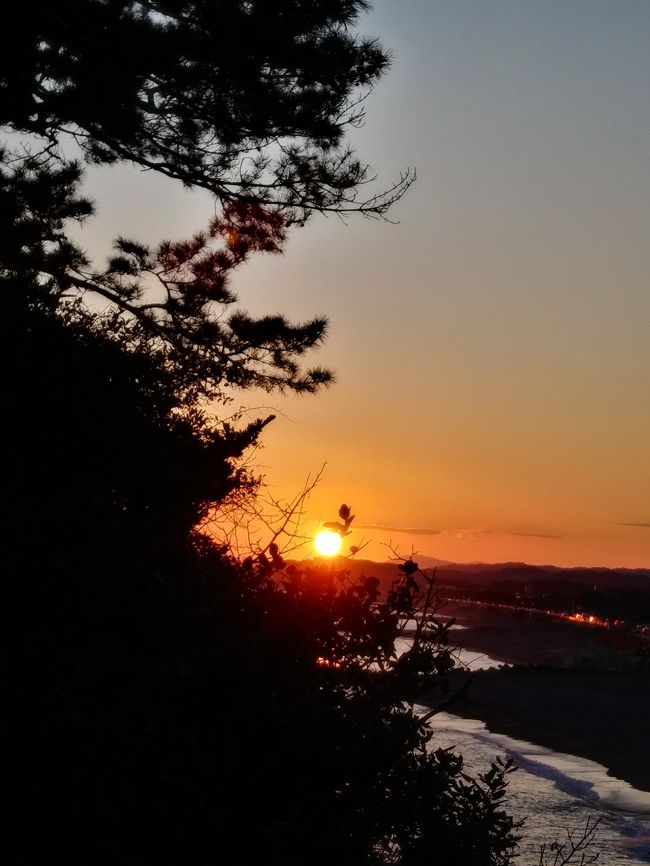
420 602 650 793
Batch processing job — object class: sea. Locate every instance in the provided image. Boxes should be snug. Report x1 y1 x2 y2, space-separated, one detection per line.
419 709 650 865
400 622 650 864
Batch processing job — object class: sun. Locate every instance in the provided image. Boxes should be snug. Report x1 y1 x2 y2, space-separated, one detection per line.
314 529 343 557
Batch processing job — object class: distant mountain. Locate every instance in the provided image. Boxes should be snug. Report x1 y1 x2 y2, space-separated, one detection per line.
438 560 531 573
298 557 650 596
400 554 454 569
339 558 650 593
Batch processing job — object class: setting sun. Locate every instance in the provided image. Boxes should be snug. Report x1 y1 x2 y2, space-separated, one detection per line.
314 529 343 557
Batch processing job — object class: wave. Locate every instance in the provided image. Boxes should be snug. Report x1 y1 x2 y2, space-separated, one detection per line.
415 707 650 816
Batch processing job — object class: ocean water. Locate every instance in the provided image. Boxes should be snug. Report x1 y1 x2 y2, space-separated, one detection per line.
393 621 650 862
413 708 650 864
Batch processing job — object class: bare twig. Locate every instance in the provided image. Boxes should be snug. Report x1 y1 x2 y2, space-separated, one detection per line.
539 818 601 866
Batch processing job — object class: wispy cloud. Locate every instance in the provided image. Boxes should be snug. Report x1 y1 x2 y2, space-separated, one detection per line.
356 523 441 536
511 531 564 540
448 529 563 540
355 524 562 539
616 522 650 529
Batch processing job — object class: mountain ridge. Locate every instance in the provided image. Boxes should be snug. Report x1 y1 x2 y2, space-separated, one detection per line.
335 557 650 591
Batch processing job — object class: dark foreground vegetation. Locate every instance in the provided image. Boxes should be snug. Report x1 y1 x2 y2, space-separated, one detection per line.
2 3 524 864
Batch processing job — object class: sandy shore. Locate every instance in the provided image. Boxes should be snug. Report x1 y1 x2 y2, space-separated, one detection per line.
419 602 650 792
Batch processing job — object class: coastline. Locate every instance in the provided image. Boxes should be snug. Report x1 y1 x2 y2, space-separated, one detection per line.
432 667 650 794
420 602 650 794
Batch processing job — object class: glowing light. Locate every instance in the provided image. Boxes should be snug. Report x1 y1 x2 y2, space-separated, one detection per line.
314 529 343 557
316 656 341 668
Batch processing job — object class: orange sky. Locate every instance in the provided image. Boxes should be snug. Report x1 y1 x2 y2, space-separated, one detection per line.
73 1 650 568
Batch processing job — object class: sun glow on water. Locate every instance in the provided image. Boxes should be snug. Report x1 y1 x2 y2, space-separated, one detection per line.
314 529 343 557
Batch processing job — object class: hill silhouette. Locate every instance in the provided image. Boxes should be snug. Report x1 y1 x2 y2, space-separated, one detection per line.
340 558 650 594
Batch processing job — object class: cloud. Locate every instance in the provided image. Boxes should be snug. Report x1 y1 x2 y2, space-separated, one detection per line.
616 522 650 529
510 531 564 540
355 525 562 540
446 529 563 541
355 523 442 536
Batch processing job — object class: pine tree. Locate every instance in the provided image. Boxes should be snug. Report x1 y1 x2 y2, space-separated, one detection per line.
1 1 416 412
1 0 412 220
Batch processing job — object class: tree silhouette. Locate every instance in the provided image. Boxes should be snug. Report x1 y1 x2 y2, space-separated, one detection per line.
2 0 415 411
1 0 413 222
1 149 332 406
2 4 521 864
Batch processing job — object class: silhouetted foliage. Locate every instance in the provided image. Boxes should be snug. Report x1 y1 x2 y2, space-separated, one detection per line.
1 0 413 223
1 148 332 407
2 3 520 864
1 0 415 407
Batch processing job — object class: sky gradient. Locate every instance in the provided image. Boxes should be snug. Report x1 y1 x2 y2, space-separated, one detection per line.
74 0 650 567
